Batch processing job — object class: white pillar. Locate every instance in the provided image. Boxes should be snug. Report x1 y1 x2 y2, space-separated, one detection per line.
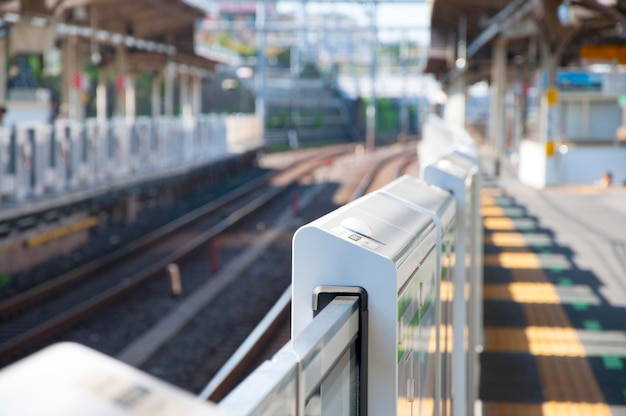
164 63 175 116
115 44 128 118
0 37 7 105
62 35 82 119
364 0 377 151
179 70 190 118
489 37 507 172
96 69 107 122
191 74 202 115
152 74 162 117
60 37 71 118
444 73 466 129
125 73 135 122
255 0 266 137
400 31 409 138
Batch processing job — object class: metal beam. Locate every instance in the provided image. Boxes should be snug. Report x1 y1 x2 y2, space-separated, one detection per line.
575 0 626 29
278 0 429 3
197 20 429 32
466 0 535 57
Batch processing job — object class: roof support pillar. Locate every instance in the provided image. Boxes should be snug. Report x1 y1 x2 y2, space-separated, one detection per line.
191 73 202 115
399 31 409 139
179 70 190 118
164 63 175 116
96 68 107 122
489 37 507 174
443 72 467 130
0 37 7 106
540 44 558 145
61 35 83 120
365 0 378 151
255 0 267 139
125 73 136 122
114 44 128 118
152 73 162 117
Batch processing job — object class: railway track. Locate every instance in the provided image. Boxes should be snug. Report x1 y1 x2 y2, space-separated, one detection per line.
0 144 355 364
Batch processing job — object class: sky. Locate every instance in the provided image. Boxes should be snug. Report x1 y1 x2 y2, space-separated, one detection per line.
276 1 431 27
186 0 432 44
276 1 431 43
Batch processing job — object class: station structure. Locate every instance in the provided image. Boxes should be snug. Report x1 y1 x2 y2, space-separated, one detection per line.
0 0 218 123
1 1 626 415
427 0 626 187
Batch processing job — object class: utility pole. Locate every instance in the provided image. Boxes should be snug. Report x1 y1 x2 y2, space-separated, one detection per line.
255 0 267 138
365 0 377 151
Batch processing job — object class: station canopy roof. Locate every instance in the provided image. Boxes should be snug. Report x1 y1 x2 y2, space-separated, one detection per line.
0 0 219 73
426 0 626 85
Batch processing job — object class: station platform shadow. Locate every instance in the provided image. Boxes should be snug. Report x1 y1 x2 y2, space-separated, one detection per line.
479 181 626 414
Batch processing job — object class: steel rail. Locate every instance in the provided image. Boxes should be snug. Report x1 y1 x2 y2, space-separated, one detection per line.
198 146 414 402
0 145 354 360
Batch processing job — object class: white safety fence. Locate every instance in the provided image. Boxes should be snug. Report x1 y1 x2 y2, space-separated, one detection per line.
0 115 483 416
0 114 263 204
418 113 479 169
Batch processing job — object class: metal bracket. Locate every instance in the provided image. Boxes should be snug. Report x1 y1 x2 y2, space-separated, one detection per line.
313 286 368 416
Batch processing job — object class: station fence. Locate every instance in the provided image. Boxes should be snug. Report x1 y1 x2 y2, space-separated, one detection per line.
0 114 263 203
0 114 484 416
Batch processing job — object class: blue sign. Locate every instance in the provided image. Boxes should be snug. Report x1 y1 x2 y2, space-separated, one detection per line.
540 71 603 91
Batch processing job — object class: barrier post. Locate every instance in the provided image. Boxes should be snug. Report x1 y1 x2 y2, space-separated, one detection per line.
210 239 219 274
424 152 480 416
293 177 456 415
291 189 299 218
167 263 183 297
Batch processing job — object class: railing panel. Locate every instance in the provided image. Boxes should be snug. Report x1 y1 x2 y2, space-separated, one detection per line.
219 296 362 416
0 112 483 416
0 114 263 207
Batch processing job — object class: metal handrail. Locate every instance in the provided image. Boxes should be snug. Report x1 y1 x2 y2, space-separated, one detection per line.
219 295 364 416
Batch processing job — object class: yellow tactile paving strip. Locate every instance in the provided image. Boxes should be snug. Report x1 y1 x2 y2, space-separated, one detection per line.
485 402 612 416
481 189 611 415
484 232 552 248
483 217 517 230
482 206 506 216
485 327 585 356
483 282 560 303
484 252 542 269
484 232 527 247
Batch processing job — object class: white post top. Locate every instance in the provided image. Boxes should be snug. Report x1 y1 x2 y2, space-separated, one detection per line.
424 152 478 200
378 175 456 231
0 343 229 416
292 177 455 415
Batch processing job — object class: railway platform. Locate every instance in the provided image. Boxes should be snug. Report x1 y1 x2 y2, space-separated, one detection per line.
1 130 626 415
479 156 626 415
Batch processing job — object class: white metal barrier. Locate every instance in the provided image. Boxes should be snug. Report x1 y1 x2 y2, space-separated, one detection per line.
0 114 263 204
418 113 479 170
291 175 456 415
424 153 481 416
0 343 230 416
0 115 482 416
215 127 481 415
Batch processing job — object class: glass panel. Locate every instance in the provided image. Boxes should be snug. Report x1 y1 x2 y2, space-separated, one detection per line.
49 130 56 167
9 131 17 173
305 343 358 416
561 101 585 140
218 359 298 416
588 101 620 140
81 129 88 162
219 297 362 416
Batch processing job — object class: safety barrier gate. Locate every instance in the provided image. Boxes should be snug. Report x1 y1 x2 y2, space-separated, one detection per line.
0 116 482 416
0 114 262 203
